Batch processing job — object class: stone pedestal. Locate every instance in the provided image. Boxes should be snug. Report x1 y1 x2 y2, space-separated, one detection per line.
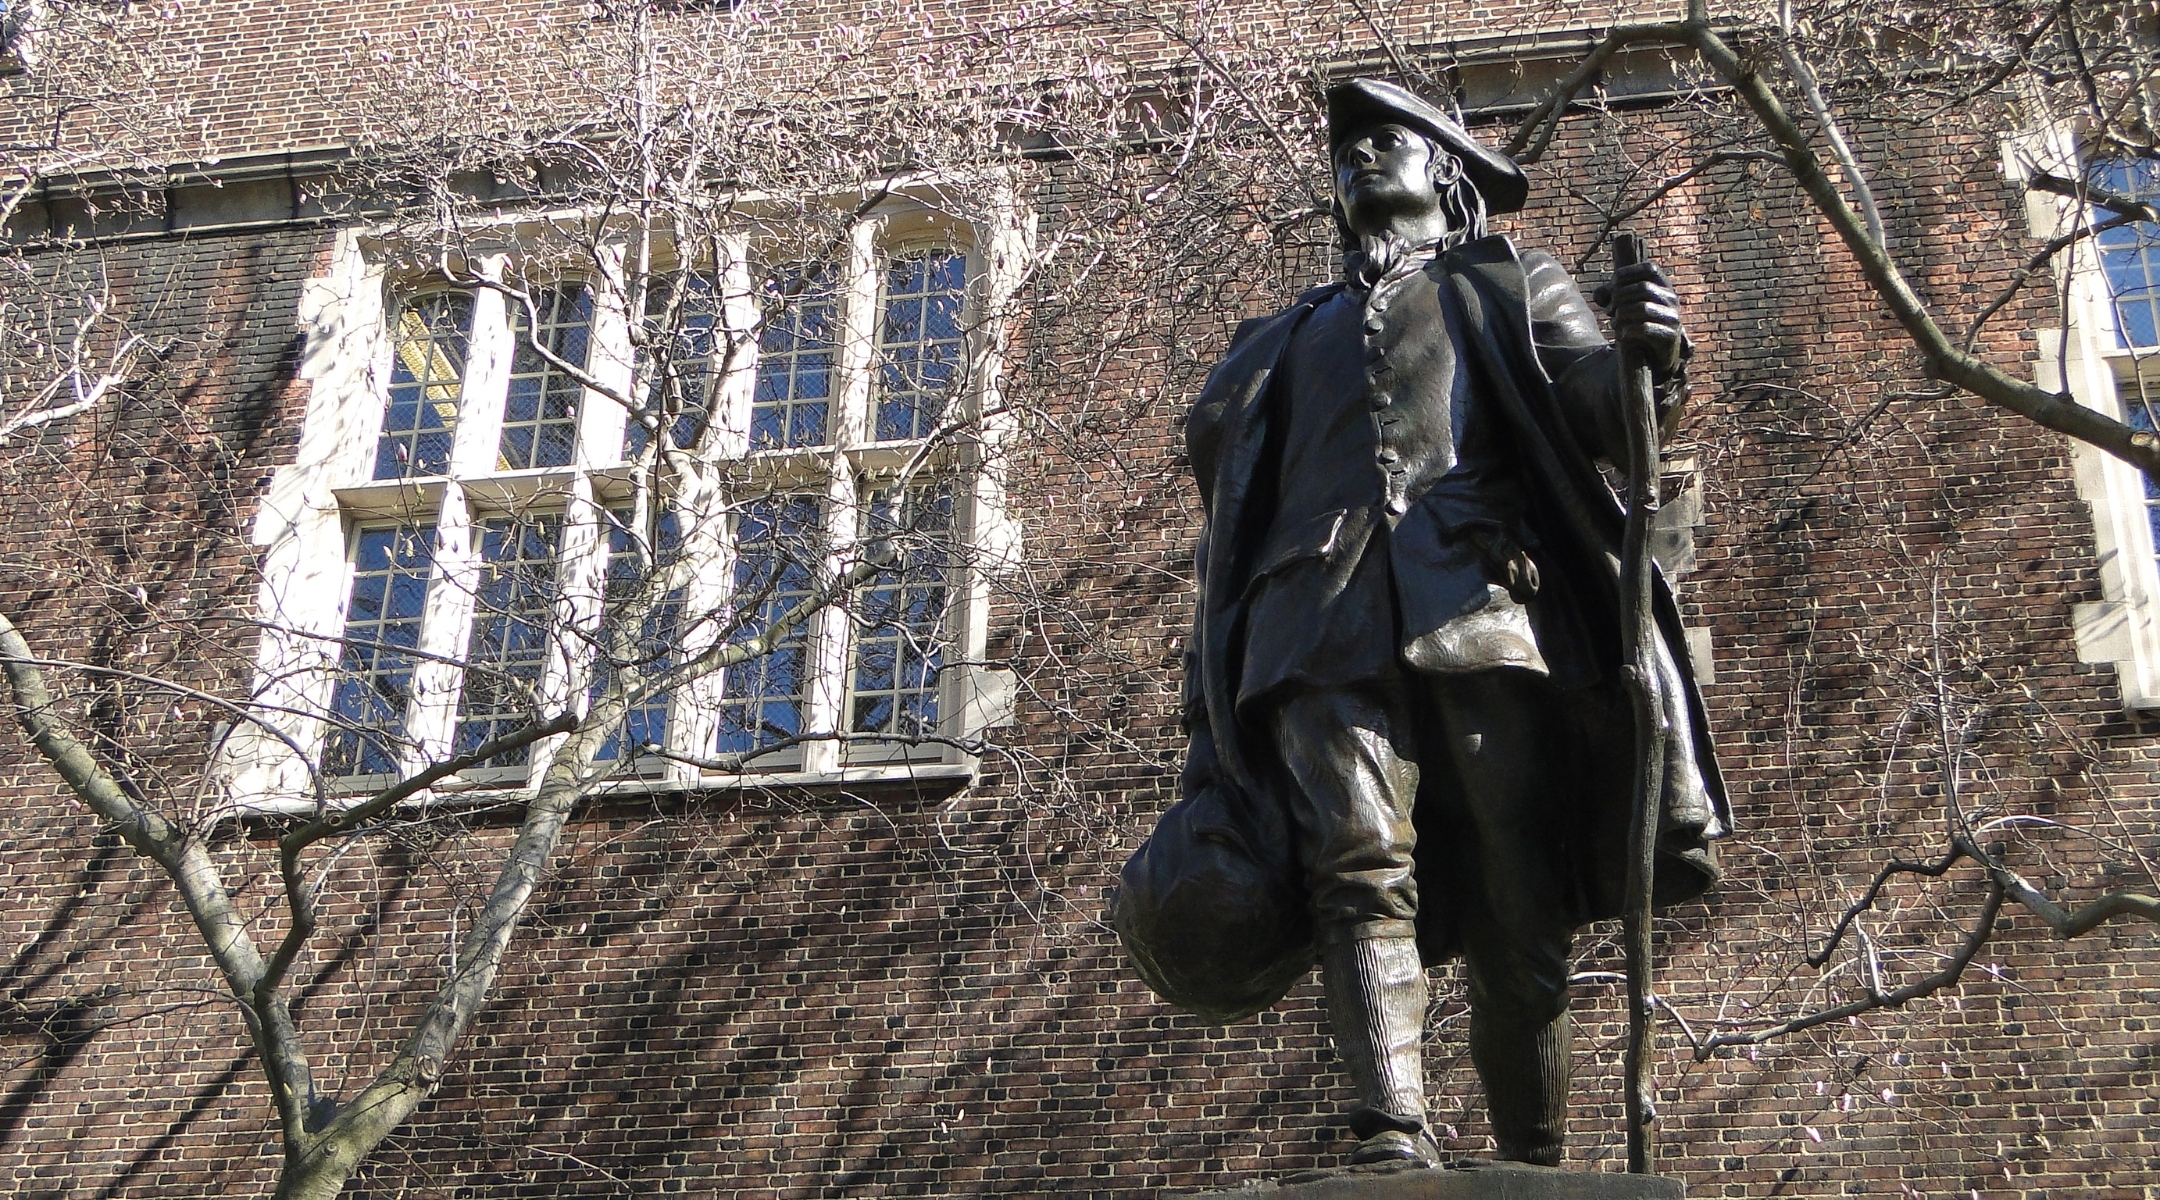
1186 1161 1683 1200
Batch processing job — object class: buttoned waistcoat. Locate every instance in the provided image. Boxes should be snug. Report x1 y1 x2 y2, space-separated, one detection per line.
1238 245 1555 703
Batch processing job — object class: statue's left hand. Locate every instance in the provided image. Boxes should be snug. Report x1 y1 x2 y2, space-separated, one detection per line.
1594 260 1689 377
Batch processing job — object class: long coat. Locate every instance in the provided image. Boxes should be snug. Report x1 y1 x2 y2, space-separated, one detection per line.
1181 235 1730 950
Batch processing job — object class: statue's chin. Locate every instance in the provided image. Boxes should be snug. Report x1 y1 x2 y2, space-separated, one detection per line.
1341 198 1398 232
1342 198 1448 246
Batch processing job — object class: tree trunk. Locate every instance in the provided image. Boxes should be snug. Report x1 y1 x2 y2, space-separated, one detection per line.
274 1137 367 1200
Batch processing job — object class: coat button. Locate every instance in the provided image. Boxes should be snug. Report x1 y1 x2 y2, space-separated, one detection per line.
1386 495 1409 515
1363 317 1384 334
1377 449 1400 464
1370 392 1393 409
1369 296 1389 314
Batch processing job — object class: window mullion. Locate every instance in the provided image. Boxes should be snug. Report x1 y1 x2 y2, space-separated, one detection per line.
529 478 607 787
336 247 394 490
830 218 884 449
246 525 359 803
799 459 858 776
580 244 633 470
711 234 758 458
404 483 480 774
669 505 736 782
450 258 512 478
945 481 988 747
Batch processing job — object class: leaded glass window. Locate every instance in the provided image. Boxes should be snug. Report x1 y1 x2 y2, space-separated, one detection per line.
595 510 683 761
247 212 1004 802
499 286 593 470
715 497 820 756
873 250 966 442
455 515 562 766
847 483 954 741
326 526 432 776
376 294 474 479
2093 160 2160 348
753 265 838 450
634 274 723 455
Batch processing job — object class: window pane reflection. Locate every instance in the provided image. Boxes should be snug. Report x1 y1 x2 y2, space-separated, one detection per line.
848 483 953 743
327 526 433 776
376 294 474 479
715 497 820 758
455 515 562 767
874 251 966 442
499 286 593 470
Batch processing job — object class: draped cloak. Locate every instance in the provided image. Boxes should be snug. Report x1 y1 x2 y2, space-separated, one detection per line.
1179 235 1731 958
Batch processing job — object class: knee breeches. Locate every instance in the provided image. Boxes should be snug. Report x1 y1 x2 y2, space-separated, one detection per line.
1266 671 1576 1019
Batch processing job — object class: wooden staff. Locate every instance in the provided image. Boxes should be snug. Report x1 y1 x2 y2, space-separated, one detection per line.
1612 231 1669 1175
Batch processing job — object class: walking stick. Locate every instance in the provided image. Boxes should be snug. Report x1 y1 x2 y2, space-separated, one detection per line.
1612 231 1669 1175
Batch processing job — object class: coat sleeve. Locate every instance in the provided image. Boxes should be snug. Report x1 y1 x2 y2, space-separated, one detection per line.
1522 249 1686 464
1181 526 1210 733
1177 289 1336 801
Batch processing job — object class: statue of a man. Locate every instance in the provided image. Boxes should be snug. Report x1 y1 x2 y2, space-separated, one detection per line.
1176 80 1731 1167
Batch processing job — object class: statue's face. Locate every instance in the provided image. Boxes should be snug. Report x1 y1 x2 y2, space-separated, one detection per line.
1335 122 1447 239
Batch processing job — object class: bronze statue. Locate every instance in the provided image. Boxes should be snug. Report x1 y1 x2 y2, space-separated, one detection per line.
1115 79 1730 1169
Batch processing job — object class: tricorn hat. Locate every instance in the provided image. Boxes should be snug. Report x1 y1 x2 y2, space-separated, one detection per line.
1326 78 1529 215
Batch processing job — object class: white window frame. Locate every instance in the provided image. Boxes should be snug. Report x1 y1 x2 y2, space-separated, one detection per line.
220 187 1029 813
2011 129 2160 709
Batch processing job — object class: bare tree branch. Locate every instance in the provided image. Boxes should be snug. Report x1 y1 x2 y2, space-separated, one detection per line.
1691 829 2160 1064
1691 868 2006 1059
1679 20 2160 478
1774 2 1887 249
0 609 320 1148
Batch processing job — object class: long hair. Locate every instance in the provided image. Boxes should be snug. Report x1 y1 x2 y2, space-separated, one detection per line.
1336 137 1489 288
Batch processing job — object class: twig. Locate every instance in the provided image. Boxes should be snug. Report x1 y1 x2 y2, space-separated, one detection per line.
1773 5 1886 249
1692 830 2160 1064
1677 21 2160 480
1577 150 1784 269
1692 875 2005 1059
1964 209 2140 353
260 712 580 1002
1808 843 1968 967
1505 23 1685 165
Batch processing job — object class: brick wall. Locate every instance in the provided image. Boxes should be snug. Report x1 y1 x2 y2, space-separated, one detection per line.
3 21 2159 1200
0 0 1682 165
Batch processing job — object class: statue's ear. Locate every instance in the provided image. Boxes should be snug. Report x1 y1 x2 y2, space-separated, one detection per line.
1429 149 1465 188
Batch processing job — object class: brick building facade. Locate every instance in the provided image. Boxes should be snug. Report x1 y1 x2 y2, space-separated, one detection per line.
3 2 2158 1198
